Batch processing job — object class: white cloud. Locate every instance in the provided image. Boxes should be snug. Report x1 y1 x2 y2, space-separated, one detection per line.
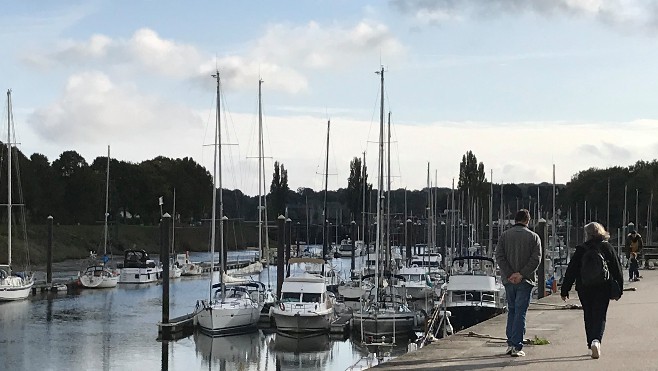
27 71 203 143
390 0 656 31
252 20 405 70
23 18 405 94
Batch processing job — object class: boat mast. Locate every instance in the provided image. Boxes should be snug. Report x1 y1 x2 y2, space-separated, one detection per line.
488 170 493 258
171 188 176 255
552 164 557 261
426 162 430 272
361 151 367 252
258 79 264 263
322 120 330 262
375 66 384 301
104 145 110 256
386 111 391 271
210 71 221 302
6 90 12 270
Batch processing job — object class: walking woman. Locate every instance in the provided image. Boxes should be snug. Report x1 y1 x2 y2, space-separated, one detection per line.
561 222 623 359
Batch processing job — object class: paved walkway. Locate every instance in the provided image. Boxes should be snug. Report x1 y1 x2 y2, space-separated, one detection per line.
376 269 658 370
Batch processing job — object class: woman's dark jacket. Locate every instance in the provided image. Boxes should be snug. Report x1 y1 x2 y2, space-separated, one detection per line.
560 238 624 297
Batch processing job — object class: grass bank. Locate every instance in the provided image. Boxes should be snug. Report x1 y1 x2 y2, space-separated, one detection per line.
0 221 270 265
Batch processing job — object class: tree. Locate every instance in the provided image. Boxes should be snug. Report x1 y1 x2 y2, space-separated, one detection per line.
269 161 289 217
458 150 487 198
346 157 369 221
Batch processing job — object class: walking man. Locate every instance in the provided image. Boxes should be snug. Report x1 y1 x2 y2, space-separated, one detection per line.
495 209 542 357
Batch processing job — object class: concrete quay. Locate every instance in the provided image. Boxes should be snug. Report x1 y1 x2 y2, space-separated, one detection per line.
376 270 658 370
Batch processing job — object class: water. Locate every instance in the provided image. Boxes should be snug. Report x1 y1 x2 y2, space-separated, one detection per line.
0 248 413 370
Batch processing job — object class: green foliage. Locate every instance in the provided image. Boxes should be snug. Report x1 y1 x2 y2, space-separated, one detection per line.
531 336 550 345
269 161 289 217
346 157 371 221
458 150 487 199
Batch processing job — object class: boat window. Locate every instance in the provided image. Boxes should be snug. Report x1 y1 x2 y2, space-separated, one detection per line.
302 293 322 303
281 292 301 302
482 292 495 302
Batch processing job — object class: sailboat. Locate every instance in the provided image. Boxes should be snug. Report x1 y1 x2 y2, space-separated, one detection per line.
195 71 264 336
80 146 119 289
0 90 34 301
351 68 415 341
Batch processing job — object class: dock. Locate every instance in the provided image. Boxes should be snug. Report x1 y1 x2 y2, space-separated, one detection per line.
31 278 78 294
158 312 196 340
374 270 657 370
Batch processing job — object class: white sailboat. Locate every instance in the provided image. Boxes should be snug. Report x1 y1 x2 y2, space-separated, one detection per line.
80 145 118 289
0 90 34 301
195 71 263 336
176 251 203 276
352 68 415 341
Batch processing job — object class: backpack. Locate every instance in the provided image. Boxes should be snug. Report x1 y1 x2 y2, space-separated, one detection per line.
580 242 610 287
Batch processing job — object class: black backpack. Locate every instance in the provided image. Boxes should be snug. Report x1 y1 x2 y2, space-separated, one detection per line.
580 242 610 287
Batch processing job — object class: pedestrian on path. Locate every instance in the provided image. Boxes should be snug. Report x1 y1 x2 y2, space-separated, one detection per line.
561 222 624 359
495 209 542 358
625 229 643 267
629 252 640 282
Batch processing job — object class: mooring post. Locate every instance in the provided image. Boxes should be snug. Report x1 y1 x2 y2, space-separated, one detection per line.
536 218 548 299
47 215 53 285
161 213 171 336
277 215 285 298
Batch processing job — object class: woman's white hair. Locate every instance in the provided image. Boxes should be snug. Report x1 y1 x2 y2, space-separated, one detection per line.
584 222 610 241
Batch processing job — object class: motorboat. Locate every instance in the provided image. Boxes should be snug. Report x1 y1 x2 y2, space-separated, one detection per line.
271 258 335 334
443 255 506 331
118 249 163 284
394 266 433 300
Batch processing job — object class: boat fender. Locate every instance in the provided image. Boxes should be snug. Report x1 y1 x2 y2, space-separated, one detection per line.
279 303 285 311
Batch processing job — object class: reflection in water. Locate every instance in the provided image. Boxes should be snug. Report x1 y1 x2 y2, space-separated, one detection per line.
272 332 332 370
1 249 392 370
194 330 263 370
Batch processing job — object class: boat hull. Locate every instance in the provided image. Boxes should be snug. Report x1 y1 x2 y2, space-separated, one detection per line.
0 278 34 301
80 274 118 288
119 267 163 284
272 310 333 334
351 311 415 339
181 264 204 276
196 303 261 336
446 304 504 331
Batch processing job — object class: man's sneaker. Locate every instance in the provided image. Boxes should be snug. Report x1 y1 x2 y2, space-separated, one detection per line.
505 346 514 355
511 348 526 357
591 340 601 359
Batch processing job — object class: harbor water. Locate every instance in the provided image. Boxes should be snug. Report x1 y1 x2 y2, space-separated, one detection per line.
0 249 413 370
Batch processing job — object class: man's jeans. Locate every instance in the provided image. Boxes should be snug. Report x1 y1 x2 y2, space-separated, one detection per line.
504 281 533 350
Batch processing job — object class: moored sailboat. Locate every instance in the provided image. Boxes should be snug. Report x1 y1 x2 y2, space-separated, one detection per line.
195 71 264 336
0 90 34 301
80 145 118 289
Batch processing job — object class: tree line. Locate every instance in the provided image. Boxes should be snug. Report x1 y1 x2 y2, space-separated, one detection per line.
3 143 657 242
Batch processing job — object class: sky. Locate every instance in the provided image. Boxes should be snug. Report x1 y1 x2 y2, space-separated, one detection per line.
4 0 658 196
